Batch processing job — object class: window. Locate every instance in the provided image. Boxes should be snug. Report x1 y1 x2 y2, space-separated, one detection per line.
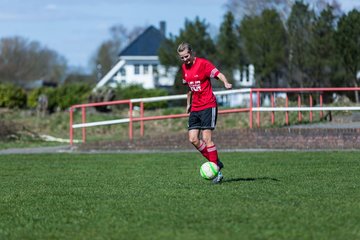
134 64 140 75
120 68 126 76
143 64 149 74
152 64 158 74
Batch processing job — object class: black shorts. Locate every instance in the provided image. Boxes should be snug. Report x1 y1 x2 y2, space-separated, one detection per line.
188 107 218 130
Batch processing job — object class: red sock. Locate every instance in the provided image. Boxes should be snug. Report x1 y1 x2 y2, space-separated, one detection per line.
207 145 218 165
197 141 209 160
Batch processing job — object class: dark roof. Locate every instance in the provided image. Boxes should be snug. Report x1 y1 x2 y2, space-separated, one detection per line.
119 26 165 56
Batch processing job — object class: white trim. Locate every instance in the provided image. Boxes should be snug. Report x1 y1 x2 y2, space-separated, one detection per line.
214 89 251 95
211 107 216 128
73 119 130 128
210 68 218 78
253 107 360 112
120 56 159 61
131 94 187 103
72 89 252 129
94 60 126 90
129 89 252 103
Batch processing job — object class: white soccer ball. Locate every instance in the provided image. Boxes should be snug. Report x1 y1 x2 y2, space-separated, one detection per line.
200 162 219 180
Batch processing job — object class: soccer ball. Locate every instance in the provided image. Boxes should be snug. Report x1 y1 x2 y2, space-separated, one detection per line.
200 162 219 180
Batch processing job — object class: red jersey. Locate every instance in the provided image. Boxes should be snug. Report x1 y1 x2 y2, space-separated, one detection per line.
181 57 220 112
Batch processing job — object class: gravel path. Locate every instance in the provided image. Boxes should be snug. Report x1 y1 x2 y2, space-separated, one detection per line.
1 116 359 154
0 145 73 155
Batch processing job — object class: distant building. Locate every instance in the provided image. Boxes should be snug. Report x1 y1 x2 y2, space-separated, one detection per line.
95 21 177 90
232 64 256 88
24 79 57 90
217 65 256 107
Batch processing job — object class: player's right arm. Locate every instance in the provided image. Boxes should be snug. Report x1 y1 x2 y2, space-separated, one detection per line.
186 90 192 113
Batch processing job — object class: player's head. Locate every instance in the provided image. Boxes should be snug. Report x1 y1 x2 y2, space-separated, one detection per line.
177 42 194 65
177 42 192 54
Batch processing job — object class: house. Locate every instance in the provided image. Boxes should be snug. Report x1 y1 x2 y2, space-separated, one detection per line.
95 21 177 90
24 79 58 90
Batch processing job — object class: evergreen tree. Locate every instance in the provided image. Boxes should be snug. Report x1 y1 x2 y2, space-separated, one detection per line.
287 1 316 88
216 11 243 85
239 9 287 87
310 5 341 88
335 9 360 102
177 17 217 61
226 0 293 22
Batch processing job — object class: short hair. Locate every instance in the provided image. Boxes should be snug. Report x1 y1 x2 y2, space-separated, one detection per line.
177 42 192 53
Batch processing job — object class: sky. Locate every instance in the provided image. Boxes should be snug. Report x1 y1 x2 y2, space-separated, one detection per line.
0 0 359 73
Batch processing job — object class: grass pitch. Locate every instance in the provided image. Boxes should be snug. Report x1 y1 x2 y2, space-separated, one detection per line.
0 151 359 240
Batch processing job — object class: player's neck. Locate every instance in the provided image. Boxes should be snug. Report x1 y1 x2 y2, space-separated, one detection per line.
185 57 196 68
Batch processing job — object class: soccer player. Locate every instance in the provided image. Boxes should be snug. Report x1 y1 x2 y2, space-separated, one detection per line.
177 42 232 184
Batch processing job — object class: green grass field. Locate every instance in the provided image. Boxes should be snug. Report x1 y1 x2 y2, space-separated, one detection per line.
0 151 359 240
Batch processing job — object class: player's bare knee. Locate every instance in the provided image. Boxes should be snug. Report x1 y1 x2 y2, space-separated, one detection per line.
202 137 212 146
189 136 199 145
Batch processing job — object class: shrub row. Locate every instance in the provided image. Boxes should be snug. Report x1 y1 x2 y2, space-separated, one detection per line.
0 83 169 112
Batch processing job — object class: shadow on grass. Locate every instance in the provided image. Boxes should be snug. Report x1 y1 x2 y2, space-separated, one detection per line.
223 177 280 183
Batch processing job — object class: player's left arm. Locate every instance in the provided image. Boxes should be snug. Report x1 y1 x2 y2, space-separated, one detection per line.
216 72 232 89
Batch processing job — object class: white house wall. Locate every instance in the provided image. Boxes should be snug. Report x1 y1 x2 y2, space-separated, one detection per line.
157 65 177 86
112 57 176 89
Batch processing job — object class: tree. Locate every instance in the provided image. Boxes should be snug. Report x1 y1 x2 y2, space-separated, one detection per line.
157 36 178 67
310 0 342 16
216 11 244 84
287 1 316 88
226 0 293 22
239 9 287 87
90 24 144 80
310 5 340 88
335 9 360 102
177 17 217 61
0 36 67 86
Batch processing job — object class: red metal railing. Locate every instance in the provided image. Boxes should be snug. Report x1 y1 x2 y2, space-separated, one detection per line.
69 99 131 145
70 87 360 145
250 87 360 128
69 89 251 145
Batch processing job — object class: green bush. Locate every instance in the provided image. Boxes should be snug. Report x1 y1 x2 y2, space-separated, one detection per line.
28 84 92 112
55 83 92 110
28 87 56 111
0 83 27 108
114 85 168 110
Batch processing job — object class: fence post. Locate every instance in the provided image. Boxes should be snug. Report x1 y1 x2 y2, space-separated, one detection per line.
298 94 302 122
271 93 275 125
320 94 323 120
285 94 289 125
309 94 313 122
82 106 86 143
249 89 253 129
129 102 133 140
140 101 144 137
69 107 74 146
257 90 260 128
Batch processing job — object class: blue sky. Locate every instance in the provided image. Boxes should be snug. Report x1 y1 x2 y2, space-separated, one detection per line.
0 0 359 72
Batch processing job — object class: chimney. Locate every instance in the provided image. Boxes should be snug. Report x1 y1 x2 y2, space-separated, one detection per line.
159 21 166 36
